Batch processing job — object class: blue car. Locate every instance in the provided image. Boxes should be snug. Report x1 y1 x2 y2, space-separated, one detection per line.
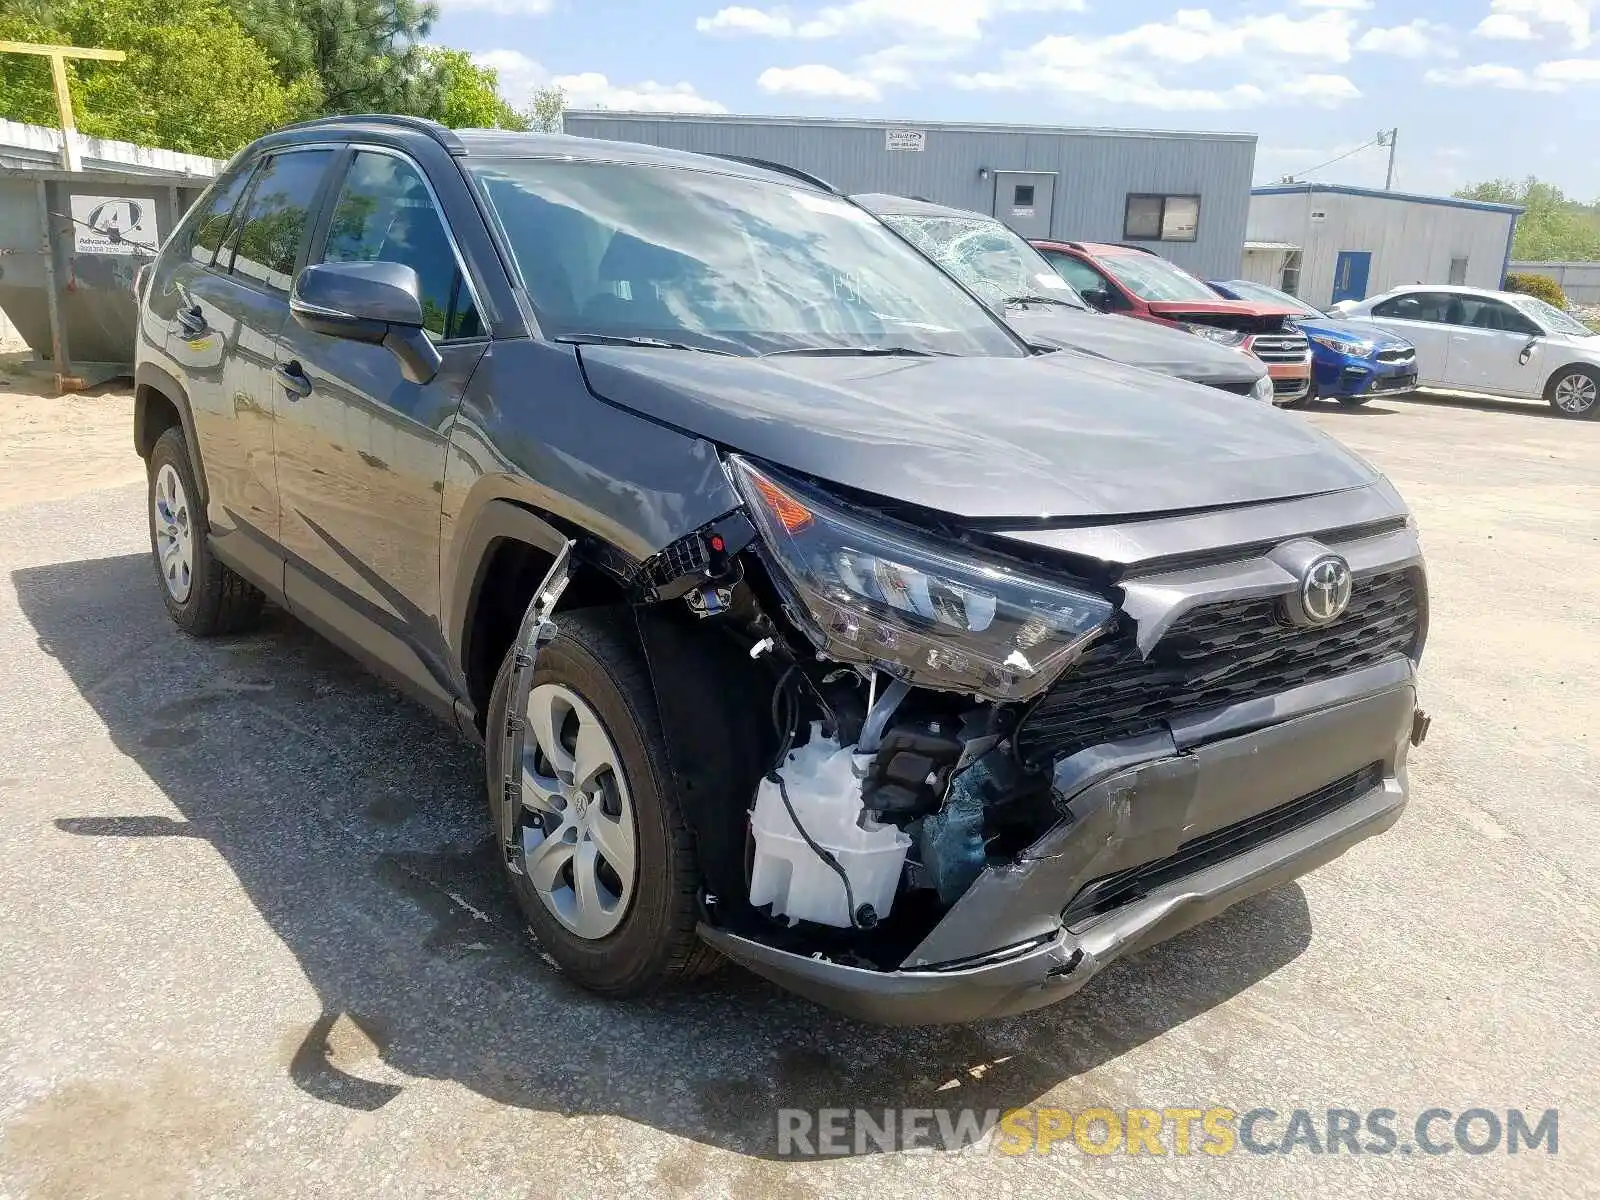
1210 279 1418 407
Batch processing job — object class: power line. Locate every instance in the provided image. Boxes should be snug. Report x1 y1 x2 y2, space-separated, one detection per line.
1285 134 1386 183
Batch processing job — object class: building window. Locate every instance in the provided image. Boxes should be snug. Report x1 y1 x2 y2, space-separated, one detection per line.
1449 256 1469 285
1124 193 1200 242
1280 250 1303 297
1013 184 1035 208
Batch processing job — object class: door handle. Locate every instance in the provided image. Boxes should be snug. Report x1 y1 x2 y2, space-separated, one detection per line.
176 304 206 336
274 360 313 399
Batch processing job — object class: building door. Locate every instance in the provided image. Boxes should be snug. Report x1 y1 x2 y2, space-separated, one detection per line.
1331 250 1372 303
992 172 1054 239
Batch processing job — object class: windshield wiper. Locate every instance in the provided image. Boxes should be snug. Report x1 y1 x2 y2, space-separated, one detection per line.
1001 294 1082 309
761 345 951 358
556 333 737 356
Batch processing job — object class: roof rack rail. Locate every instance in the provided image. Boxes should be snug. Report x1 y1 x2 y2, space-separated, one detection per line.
272 113 467 156
708 154 836 193
1114 243 1159 255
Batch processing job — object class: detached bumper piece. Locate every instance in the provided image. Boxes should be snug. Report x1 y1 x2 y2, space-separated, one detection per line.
699 674 1416 1025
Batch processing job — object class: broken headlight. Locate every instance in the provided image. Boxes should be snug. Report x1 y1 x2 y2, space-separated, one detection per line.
728 456 1114 702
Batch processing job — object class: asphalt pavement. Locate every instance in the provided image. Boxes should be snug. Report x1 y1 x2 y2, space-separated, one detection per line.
0 388 1595 1198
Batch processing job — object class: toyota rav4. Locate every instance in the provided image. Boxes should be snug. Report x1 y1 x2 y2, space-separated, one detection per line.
134 117 1429 1024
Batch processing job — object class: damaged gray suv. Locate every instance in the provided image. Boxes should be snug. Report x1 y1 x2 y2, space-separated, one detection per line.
134 116 1429 1024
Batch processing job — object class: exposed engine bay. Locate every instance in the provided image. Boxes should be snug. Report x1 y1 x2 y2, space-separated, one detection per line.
501 457 1104 973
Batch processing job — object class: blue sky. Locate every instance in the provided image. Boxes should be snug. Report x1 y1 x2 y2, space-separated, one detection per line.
432 0 1600 198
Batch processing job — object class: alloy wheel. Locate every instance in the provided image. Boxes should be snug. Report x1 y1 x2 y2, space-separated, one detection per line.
518 682 639 939
153 463 194 603
1554 372 1597 415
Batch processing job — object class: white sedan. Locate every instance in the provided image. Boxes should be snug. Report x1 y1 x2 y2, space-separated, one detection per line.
1330 284 1600 419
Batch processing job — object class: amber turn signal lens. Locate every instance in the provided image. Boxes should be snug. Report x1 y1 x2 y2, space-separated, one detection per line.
751 474 814 533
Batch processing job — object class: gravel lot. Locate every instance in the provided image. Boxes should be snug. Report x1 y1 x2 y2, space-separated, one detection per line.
0 385 1595 1199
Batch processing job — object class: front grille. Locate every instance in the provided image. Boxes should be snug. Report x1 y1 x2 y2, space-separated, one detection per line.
1216 380 1257 396
1059 762 1384 928
1376 348 1416 364
1018 568 1421 764
1251 332 1310 364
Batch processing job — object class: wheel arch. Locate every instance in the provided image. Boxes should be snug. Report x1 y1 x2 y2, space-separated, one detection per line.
449 498 633 731
1543 359 1600 397
133 363 208 508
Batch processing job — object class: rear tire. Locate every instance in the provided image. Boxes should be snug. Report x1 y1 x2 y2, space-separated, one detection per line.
485 607 718 995
146 427 264 636
1546 365 1600 419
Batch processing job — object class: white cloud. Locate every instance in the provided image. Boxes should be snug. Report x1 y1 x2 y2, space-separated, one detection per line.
1277 73 1363 103
437 0 553 11
472 50 550 104
758 63 885 98
1475 0 1591 48
696 5 797 34
948 8 1373 110
1475 13 1536 39
554 73 729 112
698 0 1086 41
1296 0 1370 8
1356 19 1445 57
1424 62 1548 88
1534 55 1600 80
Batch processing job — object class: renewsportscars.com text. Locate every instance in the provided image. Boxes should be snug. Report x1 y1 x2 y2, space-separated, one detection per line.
776 1106 1559 1158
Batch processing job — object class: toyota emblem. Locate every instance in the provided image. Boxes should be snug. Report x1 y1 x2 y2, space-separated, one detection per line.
1300 555 1353 624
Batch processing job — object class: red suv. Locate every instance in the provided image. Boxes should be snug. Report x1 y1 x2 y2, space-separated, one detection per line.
1031 240 1311 405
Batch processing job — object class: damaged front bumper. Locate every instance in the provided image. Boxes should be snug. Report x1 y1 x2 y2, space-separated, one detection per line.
699 660 1419 1025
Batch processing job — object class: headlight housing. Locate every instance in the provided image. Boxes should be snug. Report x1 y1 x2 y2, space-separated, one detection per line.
1181 323 1249 349
1308 332 1375 357
729 457 1115 702
1249 373 1275 403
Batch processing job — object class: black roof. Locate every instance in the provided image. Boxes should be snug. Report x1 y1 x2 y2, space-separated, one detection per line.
852 192 991 221
257 114 826 192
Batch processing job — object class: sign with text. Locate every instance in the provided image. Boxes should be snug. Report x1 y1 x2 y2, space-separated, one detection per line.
70 195 156 255
885 128 926 152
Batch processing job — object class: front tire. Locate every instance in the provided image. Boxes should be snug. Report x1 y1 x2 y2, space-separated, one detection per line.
485 607 717 995
146 427 264 636
1546 365 1600 419
1335 392 1372 408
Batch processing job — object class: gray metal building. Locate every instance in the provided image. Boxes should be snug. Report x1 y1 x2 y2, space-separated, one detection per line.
1247 183 1524 308
563 112 1259 280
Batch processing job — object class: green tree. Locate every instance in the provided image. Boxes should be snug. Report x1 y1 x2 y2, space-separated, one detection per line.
0 0 318 157
231 0 440 116
420 47 528 130
1457 176 1600 262
528 85 565 133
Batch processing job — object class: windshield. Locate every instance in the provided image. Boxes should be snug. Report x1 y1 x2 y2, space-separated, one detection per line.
1098 253 1222 302
1217 278 1322 319
878 213 1088 311
468 159 1023 358
1504 291 1594 337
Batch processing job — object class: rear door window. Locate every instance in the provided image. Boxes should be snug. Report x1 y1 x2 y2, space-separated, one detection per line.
185 164 257 267
321 151 481 341
225 149 335 293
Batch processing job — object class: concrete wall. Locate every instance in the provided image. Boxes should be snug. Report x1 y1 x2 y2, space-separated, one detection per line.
1249 187 1519 307
564 112 1258 280
1507 261 1600 305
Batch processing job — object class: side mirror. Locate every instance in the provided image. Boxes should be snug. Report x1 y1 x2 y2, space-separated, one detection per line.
291 260 442 384
1519 336 1540 365
1082 288 1114 313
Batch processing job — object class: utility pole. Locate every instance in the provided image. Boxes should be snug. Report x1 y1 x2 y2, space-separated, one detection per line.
1379 127 1399 191
0 41 126 171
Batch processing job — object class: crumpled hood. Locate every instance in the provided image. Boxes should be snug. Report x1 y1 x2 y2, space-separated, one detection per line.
577 346 1380 521
1005 307 1264 387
